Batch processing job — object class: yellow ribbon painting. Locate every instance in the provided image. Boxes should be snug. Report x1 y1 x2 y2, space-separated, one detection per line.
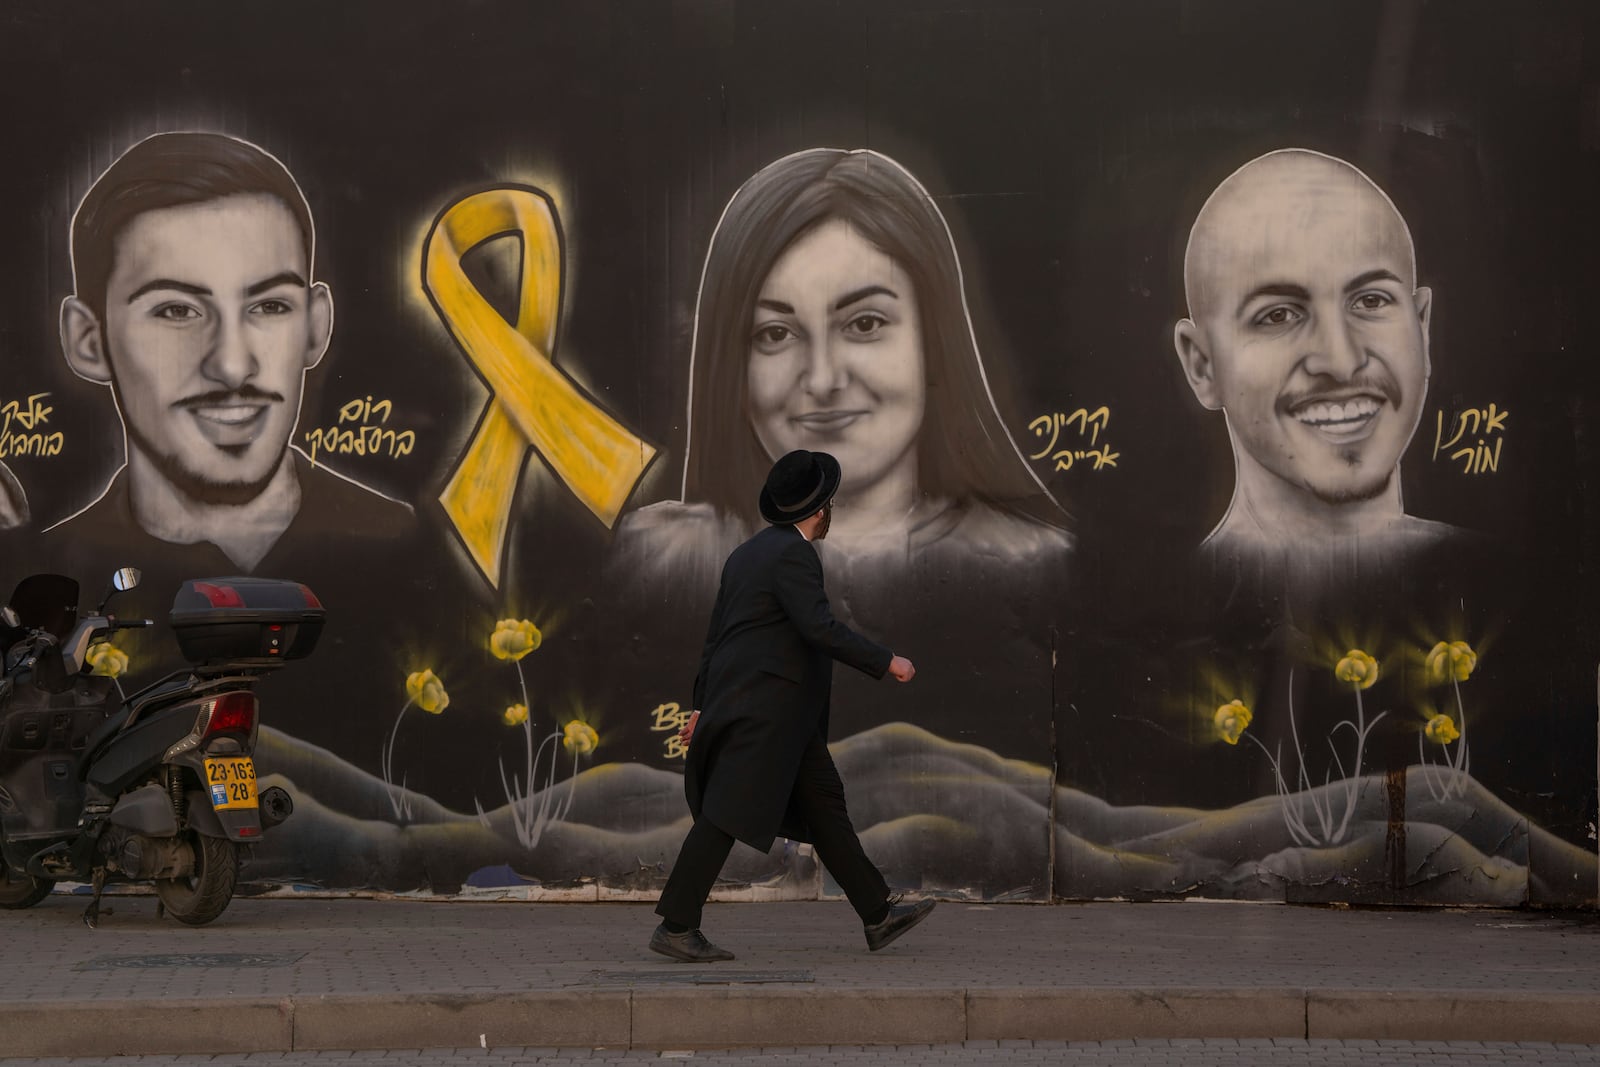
422 187 656 587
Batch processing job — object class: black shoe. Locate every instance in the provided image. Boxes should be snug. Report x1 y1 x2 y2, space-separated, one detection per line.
649 922 736 962
864 895 936 952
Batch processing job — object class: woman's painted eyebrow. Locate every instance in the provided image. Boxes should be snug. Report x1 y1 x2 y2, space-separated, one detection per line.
754 285 898 316
834 285 897 310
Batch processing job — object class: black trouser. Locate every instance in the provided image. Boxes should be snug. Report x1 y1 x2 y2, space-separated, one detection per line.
656 733 890 929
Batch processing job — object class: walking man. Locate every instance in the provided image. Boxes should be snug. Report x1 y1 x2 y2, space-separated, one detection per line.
650 449 934 961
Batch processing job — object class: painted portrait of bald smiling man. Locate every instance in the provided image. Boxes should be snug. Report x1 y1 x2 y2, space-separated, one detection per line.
1172 148 1466 586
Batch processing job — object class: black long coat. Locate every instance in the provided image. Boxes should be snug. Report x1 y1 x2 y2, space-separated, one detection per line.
684 523 892 851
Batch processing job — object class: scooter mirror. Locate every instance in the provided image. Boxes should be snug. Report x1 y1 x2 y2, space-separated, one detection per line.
111 568 141 593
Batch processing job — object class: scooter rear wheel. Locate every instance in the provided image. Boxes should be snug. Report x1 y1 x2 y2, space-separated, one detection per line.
155 833 238 926
0 866 52 909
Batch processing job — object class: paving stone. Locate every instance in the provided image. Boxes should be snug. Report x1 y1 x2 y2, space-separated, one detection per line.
3 898 1600 1058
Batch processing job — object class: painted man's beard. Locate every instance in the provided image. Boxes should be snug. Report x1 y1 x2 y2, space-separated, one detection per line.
128 421 285 506
1307 456 1395 507
112 380 289 508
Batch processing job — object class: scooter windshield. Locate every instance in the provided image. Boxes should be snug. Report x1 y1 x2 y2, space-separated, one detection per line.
7 574 79 641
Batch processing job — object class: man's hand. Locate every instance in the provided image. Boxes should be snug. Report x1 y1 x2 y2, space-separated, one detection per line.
888 655 915 682
679 709 700 747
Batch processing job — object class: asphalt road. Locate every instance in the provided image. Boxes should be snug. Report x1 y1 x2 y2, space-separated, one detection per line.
3 1040 1600 1065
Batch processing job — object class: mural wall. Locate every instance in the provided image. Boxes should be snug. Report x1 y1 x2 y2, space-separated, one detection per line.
1 0 1595 907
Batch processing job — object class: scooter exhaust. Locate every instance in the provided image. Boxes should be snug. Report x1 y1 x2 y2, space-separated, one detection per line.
258 786 294 830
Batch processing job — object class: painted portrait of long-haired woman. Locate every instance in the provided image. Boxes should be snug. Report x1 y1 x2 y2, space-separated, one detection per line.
611 148 1072 599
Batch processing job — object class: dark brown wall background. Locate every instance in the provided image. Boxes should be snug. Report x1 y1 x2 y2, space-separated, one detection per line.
0 0 1593 904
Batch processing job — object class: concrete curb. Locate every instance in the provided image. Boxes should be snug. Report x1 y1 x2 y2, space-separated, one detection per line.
6 987 1600 1056
1307 990 1600 1044
0 998 292 1057
631 988 967 1048
966 989 1306 1041
292 991 631 1051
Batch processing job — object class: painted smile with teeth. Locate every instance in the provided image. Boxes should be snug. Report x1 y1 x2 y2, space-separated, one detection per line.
189 403 267 426
1293 395 1381 428
175 390 283 447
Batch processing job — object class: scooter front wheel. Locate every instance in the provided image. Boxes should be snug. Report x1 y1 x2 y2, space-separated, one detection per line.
0 866 52 909
155 833 238 926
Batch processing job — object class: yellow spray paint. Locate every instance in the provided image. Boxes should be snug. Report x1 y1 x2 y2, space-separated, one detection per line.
422 186 656 587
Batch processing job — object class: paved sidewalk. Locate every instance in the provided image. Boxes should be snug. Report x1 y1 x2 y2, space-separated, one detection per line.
0 894 1597 1057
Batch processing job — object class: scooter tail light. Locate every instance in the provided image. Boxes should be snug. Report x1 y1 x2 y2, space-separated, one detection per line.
204 692 258 737
190 581 245 608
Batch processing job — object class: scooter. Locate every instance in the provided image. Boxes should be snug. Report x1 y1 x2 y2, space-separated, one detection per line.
0 569 322 927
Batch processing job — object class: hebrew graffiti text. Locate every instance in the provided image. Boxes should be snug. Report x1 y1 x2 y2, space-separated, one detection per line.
0 393 63 458
1027 406 1120 472
304 396 417 467
1432 403 1507 476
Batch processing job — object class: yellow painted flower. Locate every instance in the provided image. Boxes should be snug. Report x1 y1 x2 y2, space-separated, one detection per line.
1425 641 1477 685
86 643 129 678
1425 713 1460 745
1213 699 1252 745
405 669 450 713
1334 649 1379 690
562 720 599 756
502 703 529 727
490 618 542 662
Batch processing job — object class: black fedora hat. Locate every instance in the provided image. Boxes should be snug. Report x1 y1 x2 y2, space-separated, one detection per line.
759 450 841 525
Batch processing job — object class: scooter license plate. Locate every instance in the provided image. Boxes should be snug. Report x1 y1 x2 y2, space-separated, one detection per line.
204 757 258 810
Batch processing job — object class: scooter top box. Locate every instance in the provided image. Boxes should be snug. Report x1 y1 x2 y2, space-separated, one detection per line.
169 578 325 666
